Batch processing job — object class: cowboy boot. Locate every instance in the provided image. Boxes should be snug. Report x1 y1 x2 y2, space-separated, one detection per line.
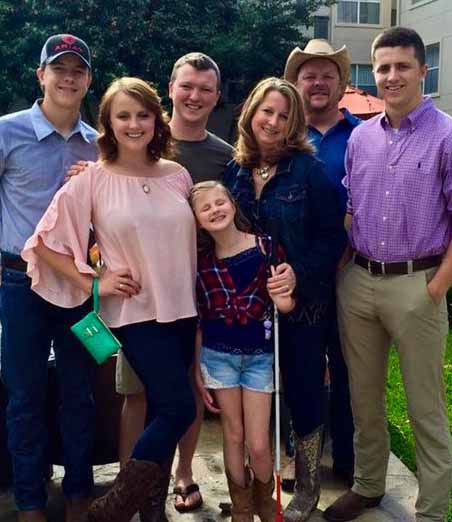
226 467 254 522
253 474 276 522
87 458 163 522
17 510 47 522
65 496 92 522
283 426 323 522
139 457 173 522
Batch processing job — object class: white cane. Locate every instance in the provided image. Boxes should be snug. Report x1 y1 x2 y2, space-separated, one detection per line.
269 219 283 522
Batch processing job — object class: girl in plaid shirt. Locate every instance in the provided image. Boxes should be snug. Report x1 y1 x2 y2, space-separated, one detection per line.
190 180 294 522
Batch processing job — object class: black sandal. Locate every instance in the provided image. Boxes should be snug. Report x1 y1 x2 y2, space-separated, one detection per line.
173 483 203 512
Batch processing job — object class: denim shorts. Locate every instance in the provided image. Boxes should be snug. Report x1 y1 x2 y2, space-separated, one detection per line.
200 346 274 393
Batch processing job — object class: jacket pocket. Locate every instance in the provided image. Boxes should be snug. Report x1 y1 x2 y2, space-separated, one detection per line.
275 185 307 221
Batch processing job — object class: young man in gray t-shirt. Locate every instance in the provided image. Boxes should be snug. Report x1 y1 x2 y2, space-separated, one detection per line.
174 131 232 183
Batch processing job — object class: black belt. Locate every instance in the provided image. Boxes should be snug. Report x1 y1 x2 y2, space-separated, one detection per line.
354 253 442 275
1 256 27 272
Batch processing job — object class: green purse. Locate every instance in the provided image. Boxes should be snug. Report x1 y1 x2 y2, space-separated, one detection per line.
71 278 122 364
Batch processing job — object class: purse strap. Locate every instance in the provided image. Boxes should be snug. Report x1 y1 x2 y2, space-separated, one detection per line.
92 278 100 313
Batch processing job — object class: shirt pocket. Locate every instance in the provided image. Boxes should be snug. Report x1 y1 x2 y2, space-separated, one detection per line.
275 185 307 222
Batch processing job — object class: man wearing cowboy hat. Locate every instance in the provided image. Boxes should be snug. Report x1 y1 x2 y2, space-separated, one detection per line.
285 38 360 224
281 38 360 522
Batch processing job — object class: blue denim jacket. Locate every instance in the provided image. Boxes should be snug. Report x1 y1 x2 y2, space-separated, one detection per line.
223 151 347 307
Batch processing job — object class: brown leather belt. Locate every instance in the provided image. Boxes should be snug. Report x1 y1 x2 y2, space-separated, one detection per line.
354 253 442 275
2 256 27 272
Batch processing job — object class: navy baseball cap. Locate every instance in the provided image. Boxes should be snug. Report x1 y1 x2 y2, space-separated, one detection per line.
40 34 91 69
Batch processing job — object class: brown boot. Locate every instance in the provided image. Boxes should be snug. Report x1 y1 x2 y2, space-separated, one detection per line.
17 510 47 522
253 475 276 522
283 426 323 522
226 468 254 522
323 490 384 522
87 459 163 522
65 496 92 522
139 457 173 522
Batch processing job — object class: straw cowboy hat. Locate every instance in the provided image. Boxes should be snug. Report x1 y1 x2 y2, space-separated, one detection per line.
284 39 351 89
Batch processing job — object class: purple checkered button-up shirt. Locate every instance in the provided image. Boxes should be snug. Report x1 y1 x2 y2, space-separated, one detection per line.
344 97 452 262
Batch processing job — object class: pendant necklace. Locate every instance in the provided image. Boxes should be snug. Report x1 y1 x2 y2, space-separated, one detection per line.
142 184 150 194
255 165 272 180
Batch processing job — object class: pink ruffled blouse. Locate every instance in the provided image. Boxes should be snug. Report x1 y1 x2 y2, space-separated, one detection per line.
22 161 197 327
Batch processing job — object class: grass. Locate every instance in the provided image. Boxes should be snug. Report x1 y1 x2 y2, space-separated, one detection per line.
386 333 452 521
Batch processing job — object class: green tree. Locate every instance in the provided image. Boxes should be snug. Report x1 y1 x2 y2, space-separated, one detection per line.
0 0 332 115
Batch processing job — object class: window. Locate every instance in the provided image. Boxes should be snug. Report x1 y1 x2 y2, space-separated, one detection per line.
391 8 397 26
351 64 377 95
337 0 380 25
424 43 440 95
314 16 329 39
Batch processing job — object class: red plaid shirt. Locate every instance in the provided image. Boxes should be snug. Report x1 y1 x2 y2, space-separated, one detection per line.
196 235 283 326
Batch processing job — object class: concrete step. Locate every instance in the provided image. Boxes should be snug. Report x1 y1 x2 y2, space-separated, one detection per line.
0 418 418 521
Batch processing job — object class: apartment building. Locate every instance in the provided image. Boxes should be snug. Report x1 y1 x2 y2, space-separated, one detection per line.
397 0 452 115
308 0 395 95
307 0 451 115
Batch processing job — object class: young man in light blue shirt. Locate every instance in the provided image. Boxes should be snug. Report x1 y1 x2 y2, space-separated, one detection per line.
0 34 97 522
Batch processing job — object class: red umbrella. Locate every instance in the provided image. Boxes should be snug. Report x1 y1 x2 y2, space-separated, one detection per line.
339 85 385 120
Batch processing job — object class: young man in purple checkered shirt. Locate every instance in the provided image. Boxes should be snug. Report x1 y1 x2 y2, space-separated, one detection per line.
324 27 452 522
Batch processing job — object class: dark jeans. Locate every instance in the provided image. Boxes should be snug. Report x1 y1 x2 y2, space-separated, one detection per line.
113 318 197 464
279 310 328 438
327 301 355 472
0 259 96 510
0 380 13 489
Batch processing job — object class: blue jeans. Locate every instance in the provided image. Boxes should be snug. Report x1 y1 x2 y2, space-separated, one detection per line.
279 309 328 438
113 318 197 464
0 260 96 510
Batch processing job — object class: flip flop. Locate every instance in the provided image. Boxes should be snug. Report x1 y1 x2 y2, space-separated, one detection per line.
281 458 295 493
173 483 203 513
219 501 232 515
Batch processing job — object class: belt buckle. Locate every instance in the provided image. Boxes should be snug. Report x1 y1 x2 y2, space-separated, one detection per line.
367 259 386 275
368 259 385 275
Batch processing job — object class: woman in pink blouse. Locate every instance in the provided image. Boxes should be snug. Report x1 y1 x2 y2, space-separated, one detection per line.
22 77 198 522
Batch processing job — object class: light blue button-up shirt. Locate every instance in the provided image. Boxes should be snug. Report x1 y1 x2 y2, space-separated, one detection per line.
0 100 97 255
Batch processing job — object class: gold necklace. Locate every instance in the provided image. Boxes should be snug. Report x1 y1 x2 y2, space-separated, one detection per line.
255 165 272 180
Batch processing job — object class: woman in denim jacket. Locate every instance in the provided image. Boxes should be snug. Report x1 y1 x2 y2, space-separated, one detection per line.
223 77 346 522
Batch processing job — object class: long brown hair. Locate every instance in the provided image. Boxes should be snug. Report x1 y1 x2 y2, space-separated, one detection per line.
234 77 313 168
97 77 174 162
189 181 252 253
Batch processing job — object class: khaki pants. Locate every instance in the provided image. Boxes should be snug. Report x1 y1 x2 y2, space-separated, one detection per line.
337 262 452 521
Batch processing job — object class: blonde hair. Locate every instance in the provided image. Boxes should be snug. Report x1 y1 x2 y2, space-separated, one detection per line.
189 181 252 253
234 77 313 167
170 52 221 91
97 77 173 162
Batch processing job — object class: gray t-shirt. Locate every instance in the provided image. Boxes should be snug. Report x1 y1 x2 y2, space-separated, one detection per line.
174 131 233 183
